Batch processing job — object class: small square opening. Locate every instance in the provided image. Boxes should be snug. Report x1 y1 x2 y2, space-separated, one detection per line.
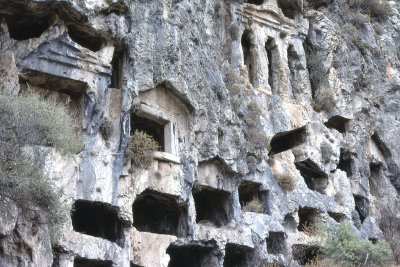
266 232 286 254
338 150 353 177
324 115 349 133
193 186 232 227
223 244 253 267
166 243 219 267
239 181 270 214
295 159 328 194
298 207 321 232
292 244 320 265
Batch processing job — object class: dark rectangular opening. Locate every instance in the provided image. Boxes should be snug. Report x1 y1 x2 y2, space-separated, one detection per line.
167 243 219 267
110 49 124 89
295 159 328 194
245 0 264 5
71 200 124 245
266 38 278 93
269 126 307 155
284 214 297 232
369 163 381 197
241 30 253 85
324 115 349 133
277 0 299 19
298 207 321 232
354 195 369 224
266 232 286 254
193 185 232 227
239 181 270 214
132 189 188 237
67 24 104 52
130 113 164 151
74 258 112 267
292 244 320 265
223 243 253 267
337 150 353 177
328 211 346 223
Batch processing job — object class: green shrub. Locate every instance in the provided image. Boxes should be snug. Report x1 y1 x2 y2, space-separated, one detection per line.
312 88 337 112
306 53 326 91
360 0 393 21
318 223 391 266
0 160 68 244
0 92 80 244
125 130 160 169
0 92 83 157
379 206 400 264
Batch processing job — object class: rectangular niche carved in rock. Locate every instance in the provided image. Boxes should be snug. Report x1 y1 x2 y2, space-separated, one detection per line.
297 207 321 232
269 126 307 155
354 195 369 224
266 232 286 254
71 200 124 245
241 30 254 86
223 243 254 267
110 48 125 89
328 211 346 223
74 258 112 267
295 159 328 194
166 243 220 267
337 149 353 177
324 115 350 133
193 185 232 227
130 113 165 151
277 0 300 19
266 37 278 94
238 181 270 214
292 244 320 265
132 189 188 237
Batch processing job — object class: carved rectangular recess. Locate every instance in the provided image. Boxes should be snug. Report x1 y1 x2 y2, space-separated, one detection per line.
239 181 270 214
269 126 307 155
266 232 286 254
193 185 232 227
166 243 219 267
223 243 254 267
71 200 124 245
132 189 188 237
295 159 328 194
74 258 112 267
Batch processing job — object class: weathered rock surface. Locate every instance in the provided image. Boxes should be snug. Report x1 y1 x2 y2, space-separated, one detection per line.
0 0 399 266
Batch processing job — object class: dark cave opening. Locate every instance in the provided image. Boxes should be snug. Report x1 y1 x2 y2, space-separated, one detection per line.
292 244 320 265
238 181 270 214
74 258 112 267
67 24 104 52
223 243 253 267
193 186 232 227
328 211 346 223
110 49 124 89
337 150 353 177
132 190 188 237
71 200 124 244
5 11 55 40
166 243 219 267
241 30 254 85
266 232 286 254
354 195 369 224
324 115 349 133
269 126 307 155
295 159 328 194
298 207 321 232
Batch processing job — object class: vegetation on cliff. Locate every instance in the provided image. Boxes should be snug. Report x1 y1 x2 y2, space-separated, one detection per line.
0 91 82 244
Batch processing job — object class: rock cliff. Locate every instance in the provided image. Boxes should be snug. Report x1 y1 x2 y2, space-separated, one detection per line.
0 0 399 266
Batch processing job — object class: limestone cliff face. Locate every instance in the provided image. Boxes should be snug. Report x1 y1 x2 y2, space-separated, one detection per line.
0 0 399 266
